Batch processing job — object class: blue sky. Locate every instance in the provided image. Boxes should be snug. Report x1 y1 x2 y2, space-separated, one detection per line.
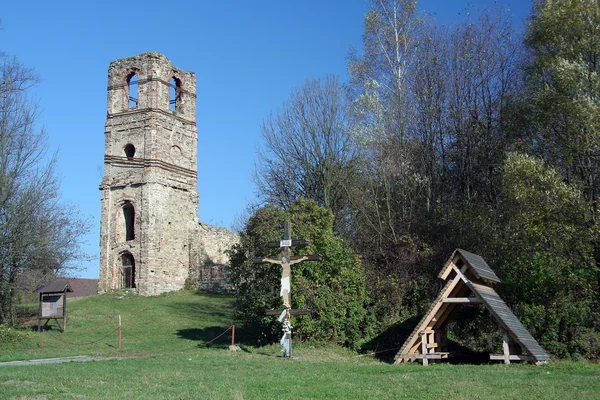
0 0 530 278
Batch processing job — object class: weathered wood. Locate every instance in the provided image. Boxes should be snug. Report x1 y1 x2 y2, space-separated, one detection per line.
394 274 463 364
490 354 532 361
468 281 550 362
399 352 451 360
421 332 428 366
394 249 550 365
442 297 481 303
438 249 501 283
503 334 511 365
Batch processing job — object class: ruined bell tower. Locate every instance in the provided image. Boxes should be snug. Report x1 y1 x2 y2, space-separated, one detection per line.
99 52 199 295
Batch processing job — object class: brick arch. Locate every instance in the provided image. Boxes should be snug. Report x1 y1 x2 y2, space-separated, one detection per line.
119 251 136 289
114 198 137 243
125 68 140 109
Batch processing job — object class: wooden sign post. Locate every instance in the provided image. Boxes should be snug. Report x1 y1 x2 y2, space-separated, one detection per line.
35 280 73 333
255 221 321 357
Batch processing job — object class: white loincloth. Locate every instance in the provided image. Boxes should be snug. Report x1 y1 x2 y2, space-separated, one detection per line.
280 276 290 297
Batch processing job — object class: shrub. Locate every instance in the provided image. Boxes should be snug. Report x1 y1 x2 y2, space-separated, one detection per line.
0 324 35 345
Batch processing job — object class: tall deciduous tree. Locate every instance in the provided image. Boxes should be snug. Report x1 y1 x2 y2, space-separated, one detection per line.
521 0 600 290
254 75 356 235
346 0 434 325
0 52 89 325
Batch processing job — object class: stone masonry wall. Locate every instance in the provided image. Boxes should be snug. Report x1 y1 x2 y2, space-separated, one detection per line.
190 223 239 293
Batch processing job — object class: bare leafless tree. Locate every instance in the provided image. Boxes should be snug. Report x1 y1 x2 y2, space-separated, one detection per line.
253 75 357 235
0 52 90 325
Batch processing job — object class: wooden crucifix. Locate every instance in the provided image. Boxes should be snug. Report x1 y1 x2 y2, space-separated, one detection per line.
255 221 321 357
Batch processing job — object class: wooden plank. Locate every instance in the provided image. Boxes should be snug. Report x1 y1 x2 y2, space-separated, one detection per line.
468 281 550 362
442 297 481 303
421 333 428 366
503 334 511 365
394 273 464 363
399 353 451 359
490 354 532 361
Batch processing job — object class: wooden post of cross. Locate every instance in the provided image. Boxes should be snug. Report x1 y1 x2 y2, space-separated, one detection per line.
255 221 321 358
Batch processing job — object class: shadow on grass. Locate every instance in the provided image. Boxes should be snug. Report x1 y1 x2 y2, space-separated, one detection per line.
361 316 421 363
361 316 492 365
161 293 235 323
165 302 233 321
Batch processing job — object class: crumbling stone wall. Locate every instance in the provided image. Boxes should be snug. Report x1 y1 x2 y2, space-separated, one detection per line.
189 223 239 293
99 52 239 296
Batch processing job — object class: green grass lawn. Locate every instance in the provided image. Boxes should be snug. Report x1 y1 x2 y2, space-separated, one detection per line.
1 291 599 399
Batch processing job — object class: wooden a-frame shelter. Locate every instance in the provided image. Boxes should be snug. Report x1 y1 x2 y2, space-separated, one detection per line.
394 249 550 366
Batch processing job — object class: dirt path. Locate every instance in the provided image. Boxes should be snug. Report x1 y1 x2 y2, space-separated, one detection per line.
0 355 141 367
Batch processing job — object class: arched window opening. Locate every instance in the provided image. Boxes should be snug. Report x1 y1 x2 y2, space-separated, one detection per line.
123 202 135 241
127 72 138 107
124 143 136 159
169 77 181 111
121 253 136 289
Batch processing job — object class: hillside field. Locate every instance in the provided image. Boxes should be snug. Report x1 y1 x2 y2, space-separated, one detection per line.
1 291 599 399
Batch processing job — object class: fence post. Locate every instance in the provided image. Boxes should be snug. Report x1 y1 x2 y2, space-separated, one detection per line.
118 314 122 349
231 325 235 346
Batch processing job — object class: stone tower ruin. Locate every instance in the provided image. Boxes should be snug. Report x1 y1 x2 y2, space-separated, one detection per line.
99 52 199 296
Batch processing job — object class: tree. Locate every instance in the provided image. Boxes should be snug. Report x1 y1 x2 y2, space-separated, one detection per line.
254 75 356 235
346 0 437 326
494 152 599 358
227 200 374 349
523 0 600 207
0 52 89 326
496 0 600 358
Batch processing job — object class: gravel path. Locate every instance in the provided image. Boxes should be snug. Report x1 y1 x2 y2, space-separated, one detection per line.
0 355 138 367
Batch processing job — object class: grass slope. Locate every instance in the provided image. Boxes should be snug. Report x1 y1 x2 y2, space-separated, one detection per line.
1 290 599 399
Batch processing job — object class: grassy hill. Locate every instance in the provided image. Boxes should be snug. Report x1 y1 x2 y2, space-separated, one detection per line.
1 290 599 399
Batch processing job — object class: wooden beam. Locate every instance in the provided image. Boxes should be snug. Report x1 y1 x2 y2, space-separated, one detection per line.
421 332 428 366
442 297 481 303
394 273 464 364
399 353 450 360
490 354 532 361
503 334 511 365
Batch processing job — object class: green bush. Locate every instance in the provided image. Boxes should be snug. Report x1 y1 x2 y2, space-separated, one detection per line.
516 300 600 360
0 324 34 345
228 200 375 349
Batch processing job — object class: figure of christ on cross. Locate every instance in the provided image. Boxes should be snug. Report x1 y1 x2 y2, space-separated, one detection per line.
255 221 321 357
260 250 318 309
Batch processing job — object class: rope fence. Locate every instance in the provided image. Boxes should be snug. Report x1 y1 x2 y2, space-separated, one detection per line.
42 327 119 347
39 320 237 353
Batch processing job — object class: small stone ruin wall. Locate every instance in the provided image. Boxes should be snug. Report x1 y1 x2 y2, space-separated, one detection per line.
189 222 239 293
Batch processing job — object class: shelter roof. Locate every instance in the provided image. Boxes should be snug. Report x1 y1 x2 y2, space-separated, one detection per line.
35 280 73 294
467 281 550 362
439 248 500 283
